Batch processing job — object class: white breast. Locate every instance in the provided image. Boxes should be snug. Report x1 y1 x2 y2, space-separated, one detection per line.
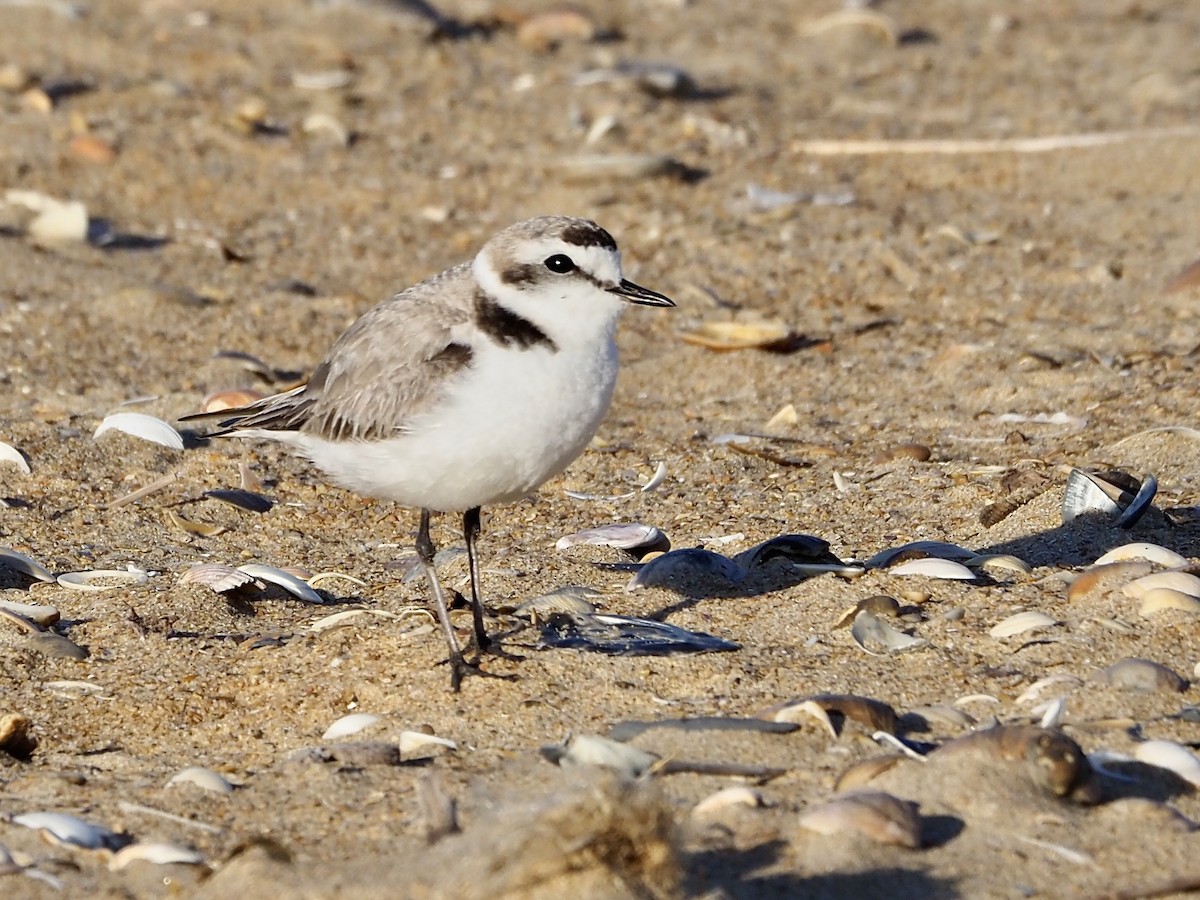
293 327 620 512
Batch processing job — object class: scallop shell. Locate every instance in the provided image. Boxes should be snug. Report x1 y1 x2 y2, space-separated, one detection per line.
0 439 31 474
989 611 1058 639
237 564 324 604
180 563 255 593
93 413 184 450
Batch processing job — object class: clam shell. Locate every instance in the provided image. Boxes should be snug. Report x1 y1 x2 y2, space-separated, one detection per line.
12 812 126 851
989 611 1058 639
890 558 976 580
678 320 794 351
0 439 30 474
93 412 184 450
0 547 56 583
540 734 658 779
1098 658 1187 693
863 541 975 569
180 563 255 593
322 713 381 740
1067 562 1155 601
850 610 928 655
1062 468 1157 527
108 842 205 870
1139 587 1200 617
56 568 149 592
237 564 324 603
1095 543 1188 568
1121 571 1200 600
399 731 458 754
168 766 234 795
1134 740 1200 787
555 523 670 556
0 599 59 626
625 548 743 592
834 756 906 792
798 791 921 849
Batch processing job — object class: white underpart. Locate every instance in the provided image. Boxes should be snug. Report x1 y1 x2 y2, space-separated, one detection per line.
245 240 630 512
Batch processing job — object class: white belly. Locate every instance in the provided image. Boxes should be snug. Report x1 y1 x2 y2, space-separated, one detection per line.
292 335 619 512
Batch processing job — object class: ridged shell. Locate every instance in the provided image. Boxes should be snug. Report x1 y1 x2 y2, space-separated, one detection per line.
180 564 255 593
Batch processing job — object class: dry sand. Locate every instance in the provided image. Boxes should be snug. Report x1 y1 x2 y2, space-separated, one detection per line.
3 1 1200 896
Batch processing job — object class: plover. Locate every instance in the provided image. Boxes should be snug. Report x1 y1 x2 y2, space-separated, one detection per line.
185 216 674 688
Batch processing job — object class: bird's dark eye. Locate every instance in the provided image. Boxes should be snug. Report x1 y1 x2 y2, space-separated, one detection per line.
544 254 576 274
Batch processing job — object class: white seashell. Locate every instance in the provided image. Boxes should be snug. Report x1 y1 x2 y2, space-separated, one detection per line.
12 812 123 850
889 558 976 580
168 766 235 794
1015 675 1083 705
307 608 428 633
1095 543 1188 568
306 571 367 589
641 461 668 492
555 522 668 553
322 713 381 740
964 554 1032 574
237 564 324 603
0 547 56 583
542 734 658 778
0 599 59 626
1138 587 1200 617
850 610 928 655
989 611 1058 639
1122 570 1200 600
292 69 353 90
44 680 106 697
56 568 149 592
399 731 457 754
0 439 30 474
108 842 204 870
1134 740 1200 787
953 693 1001 707
5 189 89 243
863 541 975 569
180 563 255 593
692 786 764 818
1036 697 1067 729
93 413 184 450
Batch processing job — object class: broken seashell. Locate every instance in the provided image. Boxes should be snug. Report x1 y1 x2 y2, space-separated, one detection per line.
1061 468 1157 528
4 189 89 243
108 842 205 870
1098 658 1187 693
1095 543 1188 568
850 610 928 655
763 693 898 736
201 388 267 413
323 713 381 741
0 439 30 474
237 564 324 603
514 585 601 621
798 791 921 849
164 510 226 537
25 632 88 660
93 413 184 450
965 554 1032 575
691 786 764 818
832 595 900 629
834 756 905 792
1138 587 1200 617
516 8 597 50
555 523 670 557
0 547 56 583
0 713 37 758
1134 740 1200 787
168 766 234 795
989 611 1059 639
399 731 457 755
56 568 149 592
1016 675 1083 705
538 610 739 655
871 443 932 464
540 734 658 779
12 812 128 851
678 320 795 352
733 534 859 577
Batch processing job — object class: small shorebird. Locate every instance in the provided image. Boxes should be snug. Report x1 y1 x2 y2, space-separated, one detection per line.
185 216 673 688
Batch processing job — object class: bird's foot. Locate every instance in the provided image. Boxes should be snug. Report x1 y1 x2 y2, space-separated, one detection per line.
445 651 518 692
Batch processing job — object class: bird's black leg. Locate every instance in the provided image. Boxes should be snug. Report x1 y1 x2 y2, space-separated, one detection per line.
462 506 491 652
416 508 469 691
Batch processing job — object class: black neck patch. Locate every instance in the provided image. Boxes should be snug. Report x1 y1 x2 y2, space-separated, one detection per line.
561 221 617 251
473 290 558 351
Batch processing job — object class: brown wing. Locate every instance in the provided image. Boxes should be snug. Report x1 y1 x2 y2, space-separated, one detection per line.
198 264 476 441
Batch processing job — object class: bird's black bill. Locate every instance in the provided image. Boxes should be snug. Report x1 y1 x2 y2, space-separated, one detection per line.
609 278 675 307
